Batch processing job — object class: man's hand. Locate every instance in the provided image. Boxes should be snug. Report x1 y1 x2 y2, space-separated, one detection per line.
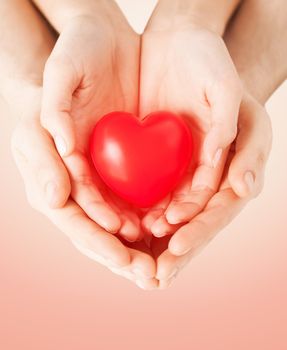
152 94 272 288
10 86 158 290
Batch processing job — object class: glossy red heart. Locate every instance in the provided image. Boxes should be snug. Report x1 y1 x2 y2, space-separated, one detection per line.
90 111 193 207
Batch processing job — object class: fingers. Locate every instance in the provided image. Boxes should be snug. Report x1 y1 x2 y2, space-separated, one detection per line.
165 158 225 225
228 98 272 198
63 151 122 234
41 54 77 157
118 211 142 242
11 120 71 209
168 187 248 256
47 199 130 267
142 195 171 236
151 153 227 237
72 236 158 290
126 245 158 290
151 236 191 289
108 193 143 242
204 77 242 167
156 249 192 289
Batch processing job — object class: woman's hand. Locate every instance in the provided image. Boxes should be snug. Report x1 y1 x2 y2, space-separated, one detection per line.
151 94 272 288
41 13 143 242
140 24 242 238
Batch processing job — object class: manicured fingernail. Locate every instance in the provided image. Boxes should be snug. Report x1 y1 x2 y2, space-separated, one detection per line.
54 135 67 157
244 171 255 193
212 148 223 168
45 181 58 206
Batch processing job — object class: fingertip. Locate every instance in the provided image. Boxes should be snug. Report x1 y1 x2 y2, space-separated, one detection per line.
102 209 122 234
165 206 184 225
88 202 122 234
168 235 190 257
229 169 256 198
41 111 76 158
151 216 170 237
113 250 131 268
119 219 139 242
142 209 162 233
54 131 75 158
45 177 71 209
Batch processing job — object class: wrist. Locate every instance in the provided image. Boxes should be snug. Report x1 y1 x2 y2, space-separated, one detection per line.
146 0 241 36
238 67 280 106
38 0 130 34
1 79 42 121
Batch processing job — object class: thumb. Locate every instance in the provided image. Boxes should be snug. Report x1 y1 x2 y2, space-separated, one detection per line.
204 79 242 168
228 99 272 198
41 55 78 157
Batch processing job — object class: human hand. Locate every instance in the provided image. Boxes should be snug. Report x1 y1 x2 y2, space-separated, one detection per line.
10 86 158 290
41 13 143 242
150 94 272 288
140 24 242 237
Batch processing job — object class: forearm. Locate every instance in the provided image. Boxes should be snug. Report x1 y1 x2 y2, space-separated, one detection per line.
32 0 127 33
0 0 55 116
224 0 287 104
146 0 241 35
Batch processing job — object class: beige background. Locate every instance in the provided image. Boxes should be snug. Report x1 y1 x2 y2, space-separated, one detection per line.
0 1 287 349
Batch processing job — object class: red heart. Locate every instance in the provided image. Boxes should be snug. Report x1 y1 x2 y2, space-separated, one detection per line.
90 111 193 207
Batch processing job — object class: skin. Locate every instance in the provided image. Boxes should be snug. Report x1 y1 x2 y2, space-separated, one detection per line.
2 0 286 289
153 0 287 288
32 1 145 242
140 13 243 238
2 0 158 290
224 0 287 104
153 93 273 288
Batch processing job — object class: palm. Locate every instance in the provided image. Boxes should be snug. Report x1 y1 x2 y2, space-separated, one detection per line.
46 17 143 241
140 29 231 236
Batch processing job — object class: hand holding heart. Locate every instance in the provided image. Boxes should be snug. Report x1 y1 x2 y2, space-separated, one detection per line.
34 11 268 289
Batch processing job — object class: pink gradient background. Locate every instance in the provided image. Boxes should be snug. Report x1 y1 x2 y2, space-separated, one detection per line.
1 1 287 349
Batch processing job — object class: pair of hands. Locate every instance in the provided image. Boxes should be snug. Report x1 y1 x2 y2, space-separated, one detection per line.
11 11 272 289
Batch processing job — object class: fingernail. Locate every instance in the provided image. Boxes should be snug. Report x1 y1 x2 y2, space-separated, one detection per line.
212 148 223 168
166 209 181 225
170 245 191 256
166 267 179 280
45 181 58 206
54 135 67 157
122 235 136 243
151 221 164 237
106 258 120 268
132 267 151 280
244 171 255 193
135 279 147 290
166 274 177 287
